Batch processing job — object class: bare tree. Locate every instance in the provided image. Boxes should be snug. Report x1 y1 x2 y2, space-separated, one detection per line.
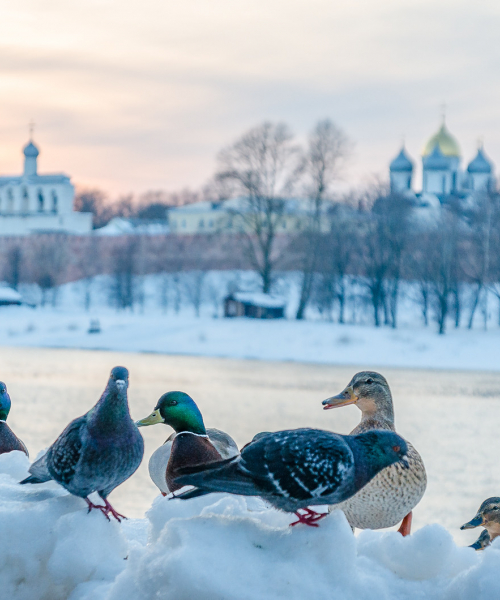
3 246 23 290
27 234 70 306
359 186 412 328
109 238 138 310
216 122 303 293
464 190 499 329
183 271 206 317
421 212 461 335
295 119 349 319
314 204 358 323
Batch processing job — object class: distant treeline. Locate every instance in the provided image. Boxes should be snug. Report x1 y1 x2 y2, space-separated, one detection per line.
2 120 500 334
1 185 500 335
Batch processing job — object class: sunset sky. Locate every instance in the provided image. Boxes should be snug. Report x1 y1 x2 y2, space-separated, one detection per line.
1 0 499 197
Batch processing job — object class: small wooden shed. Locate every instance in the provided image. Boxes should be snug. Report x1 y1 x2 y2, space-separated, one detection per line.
0 285 22 306
224 292 286 319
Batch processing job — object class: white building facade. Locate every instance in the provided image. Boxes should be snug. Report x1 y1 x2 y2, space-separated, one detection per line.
0 139 92 236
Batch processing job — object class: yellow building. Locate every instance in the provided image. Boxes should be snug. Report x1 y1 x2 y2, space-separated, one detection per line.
168 197 332 235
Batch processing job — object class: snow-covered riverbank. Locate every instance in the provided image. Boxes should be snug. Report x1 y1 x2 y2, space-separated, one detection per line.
2 304 500 372
1 450 498 600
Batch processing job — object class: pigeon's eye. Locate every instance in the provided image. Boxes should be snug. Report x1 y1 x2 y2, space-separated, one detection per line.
169 400 178 406
393 445 400 452
366 378 373 385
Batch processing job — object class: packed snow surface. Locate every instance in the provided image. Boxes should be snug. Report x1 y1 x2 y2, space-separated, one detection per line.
2 450 500 600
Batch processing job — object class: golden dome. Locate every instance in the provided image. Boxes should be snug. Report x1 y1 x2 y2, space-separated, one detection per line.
422 123 461 157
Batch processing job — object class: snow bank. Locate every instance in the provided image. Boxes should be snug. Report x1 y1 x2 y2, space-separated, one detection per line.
1 451 499 599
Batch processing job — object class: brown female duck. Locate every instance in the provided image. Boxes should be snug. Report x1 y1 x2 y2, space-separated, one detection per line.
322 371 426 536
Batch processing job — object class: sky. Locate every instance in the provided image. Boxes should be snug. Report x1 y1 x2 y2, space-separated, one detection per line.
0 0 499 197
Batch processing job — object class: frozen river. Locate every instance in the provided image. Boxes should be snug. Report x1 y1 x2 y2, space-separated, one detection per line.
1 345 499 544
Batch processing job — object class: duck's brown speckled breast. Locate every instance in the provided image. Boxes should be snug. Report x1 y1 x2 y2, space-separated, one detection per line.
333 420 427 530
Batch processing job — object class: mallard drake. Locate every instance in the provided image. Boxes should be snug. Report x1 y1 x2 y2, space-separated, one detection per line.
174 427 409 527
0 382 28 456
136 391 239 494
322 371 427 536
21 367 144 522
461 497 500 550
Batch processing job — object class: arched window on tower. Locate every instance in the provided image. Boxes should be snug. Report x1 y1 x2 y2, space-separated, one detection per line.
51 191 58 213
38 189 44 212
21 187 29 214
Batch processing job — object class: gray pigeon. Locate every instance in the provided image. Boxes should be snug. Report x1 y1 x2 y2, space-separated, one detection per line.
20 366 144 521
174 427 409 527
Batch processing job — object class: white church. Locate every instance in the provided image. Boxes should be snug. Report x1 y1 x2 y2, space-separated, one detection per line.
389 121 495 214
0 138 92 236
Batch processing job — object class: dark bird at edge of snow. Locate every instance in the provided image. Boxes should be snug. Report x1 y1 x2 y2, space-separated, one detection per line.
0 382 28 456
172 427 409 527
20 366 144 522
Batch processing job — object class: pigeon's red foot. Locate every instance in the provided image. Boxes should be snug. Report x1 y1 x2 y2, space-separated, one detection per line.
290 507 328 528
397 511 412 537
85 497 127 522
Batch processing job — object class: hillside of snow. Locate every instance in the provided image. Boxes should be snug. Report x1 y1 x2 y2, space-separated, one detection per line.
1 450 499 600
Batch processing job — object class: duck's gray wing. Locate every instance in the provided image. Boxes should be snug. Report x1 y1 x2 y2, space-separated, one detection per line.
206 428 239 459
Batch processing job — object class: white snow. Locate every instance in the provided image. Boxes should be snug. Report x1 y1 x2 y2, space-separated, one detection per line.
1 450 499 600
1 270 499 372
0 284 22 304
2 303 500 372
231 291 286 308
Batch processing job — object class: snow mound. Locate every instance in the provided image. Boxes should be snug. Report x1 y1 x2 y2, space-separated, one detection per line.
1 452 500 599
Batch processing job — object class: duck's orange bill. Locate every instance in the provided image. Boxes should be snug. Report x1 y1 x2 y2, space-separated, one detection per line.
322 387 359 410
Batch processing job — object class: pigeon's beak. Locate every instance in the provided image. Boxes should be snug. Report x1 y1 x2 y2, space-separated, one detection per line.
322 387 358 410
461 513 484 530
401 454 410 469
136 410 164 427
116 379 127 391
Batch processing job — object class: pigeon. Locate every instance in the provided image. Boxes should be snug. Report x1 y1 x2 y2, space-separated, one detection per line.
136 391 239 494
0 382 28 456
322 371 427 536
173 427 409 527
20 366 144 521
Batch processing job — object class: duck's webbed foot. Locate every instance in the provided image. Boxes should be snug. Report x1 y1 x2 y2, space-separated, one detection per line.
290 507 328 528
397 511 412 536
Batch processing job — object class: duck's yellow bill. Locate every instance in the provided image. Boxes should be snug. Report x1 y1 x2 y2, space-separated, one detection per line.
322 386 359 410
136 410 164 427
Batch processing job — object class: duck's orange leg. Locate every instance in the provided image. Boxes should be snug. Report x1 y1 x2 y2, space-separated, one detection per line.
397 511 412 536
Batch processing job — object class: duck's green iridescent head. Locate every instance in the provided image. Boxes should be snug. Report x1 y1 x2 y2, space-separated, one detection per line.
0 382 12 421
136 391 206 435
